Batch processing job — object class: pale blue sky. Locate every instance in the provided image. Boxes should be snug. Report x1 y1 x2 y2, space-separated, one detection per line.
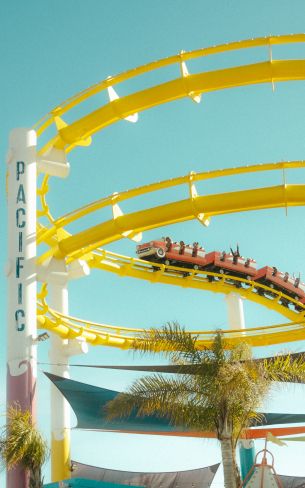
2 1 305 486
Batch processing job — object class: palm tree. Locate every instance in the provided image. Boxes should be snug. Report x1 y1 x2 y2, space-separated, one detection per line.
0 405 49 488
106 323 305 488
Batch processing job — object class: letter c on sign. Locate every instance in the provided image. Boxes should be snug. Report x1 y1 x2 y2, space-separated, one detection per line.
16 208 26 228
15 309 25 332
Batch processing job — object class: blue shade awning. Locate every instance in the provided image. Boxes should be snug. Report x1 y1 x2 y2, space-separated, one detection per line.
44 479 144 488
45 372 185 432
44 373 305 432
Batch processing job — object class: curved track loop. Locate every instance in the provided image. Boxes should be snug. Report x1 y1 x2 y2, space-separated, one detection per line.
42 182 305 261
37 162 305 325
35 34 305 153
35 35 305 348
37 274 305 349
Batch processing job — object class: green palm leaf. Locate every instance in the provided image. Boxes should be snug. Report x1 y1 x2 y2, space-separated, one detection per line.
0 405 49 488
106 323 305 488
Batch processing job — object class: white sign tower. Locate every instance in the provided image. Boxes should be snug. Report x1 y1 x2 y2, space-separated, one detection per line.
6 128 37 488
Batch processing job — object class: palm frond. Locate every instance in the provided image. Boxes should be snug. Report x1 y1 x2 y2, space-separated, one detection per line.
106 373 202 419
263 354 305 383
105 326 300 488
132 322 203 363
105 373 217 432
0 406 49 472
106 328 296 488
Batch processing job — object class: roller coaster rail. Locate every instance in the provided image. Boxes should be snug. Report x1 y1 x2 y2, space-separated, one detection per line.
33 33 305 349
7 34 305 486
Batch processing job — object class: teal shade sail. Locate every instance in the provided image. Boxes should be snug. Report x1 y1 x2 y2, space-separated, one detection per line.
45 372 184 432
45 373 305 432
44 479 144 487
50 352 305 380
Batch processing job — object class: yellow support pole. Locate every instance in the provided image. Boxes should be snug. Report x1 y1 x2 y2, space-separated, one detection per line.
51 433 71 482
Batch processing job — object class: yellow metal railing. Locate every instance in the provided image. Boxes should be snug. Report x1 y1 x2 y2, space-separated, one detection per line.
34 35 305 348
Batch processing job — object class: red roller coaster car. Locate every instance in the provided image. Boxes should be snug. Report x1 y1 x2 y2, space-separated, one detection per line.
252 266 305 303
136 237 305 309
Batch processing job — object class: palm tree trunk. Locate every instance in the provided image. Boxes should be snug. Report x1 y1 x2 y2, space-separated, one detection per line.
232 443 242 487
29 466 43 488
220 434 239 488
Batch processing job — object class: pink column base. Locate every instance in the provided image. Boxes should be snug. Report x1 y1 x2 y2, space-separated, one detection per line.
6 361 36 488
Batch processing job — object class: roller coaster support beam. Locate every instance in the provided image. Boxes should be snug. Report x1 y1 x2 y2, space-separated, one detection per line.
45 258 89 482
225 292 245 330
6 129 37 488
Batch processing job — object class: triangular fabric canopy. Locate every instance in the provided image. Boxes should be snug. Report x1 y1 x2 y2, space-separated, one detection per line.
70 460 220 488
44 479 144 488
45 373 305 438
49 351 305 383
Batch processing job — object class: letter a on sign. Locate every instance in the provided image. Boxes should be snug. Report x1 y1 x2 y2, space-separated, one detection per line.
16 184 26 204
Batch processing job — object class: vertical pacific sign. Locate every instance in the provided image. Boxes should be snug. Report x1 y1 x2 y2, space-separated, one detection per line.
6 129 38 488
6 128 37 408
15 159 26 332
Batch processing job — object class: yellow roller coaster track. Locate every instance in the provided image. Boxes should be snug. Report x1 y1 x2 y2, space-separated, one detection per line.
35 34 305 348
